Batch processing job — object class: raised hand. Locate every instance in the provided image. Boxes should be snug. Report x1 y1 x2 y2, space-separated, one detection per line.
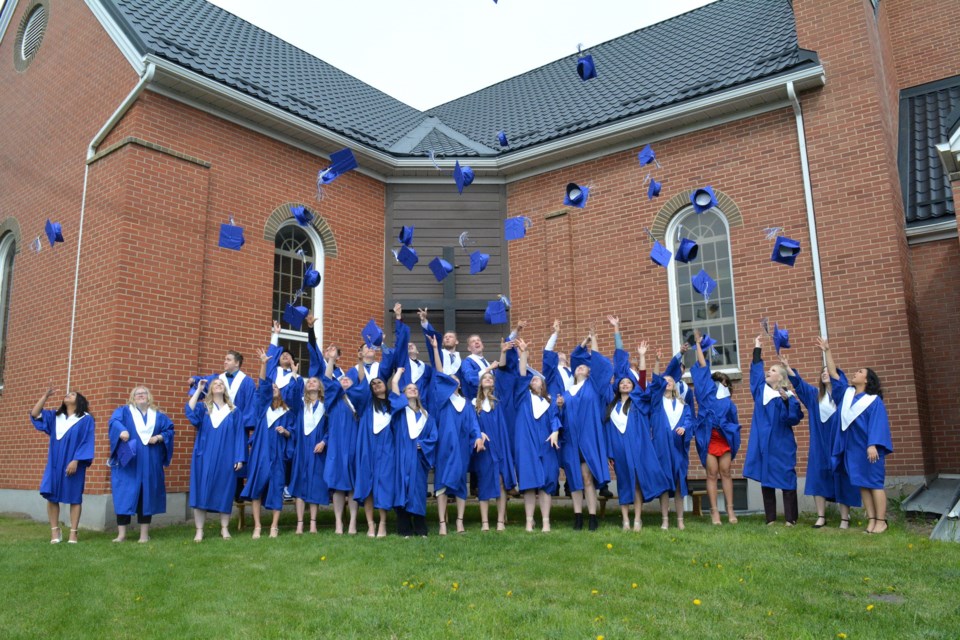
607 315 620 329
426 333 438 348
291 360 300 375
755 334 763 349
393 302 402 319
272 320 282 335
552 319 560 333
325 345 338 360
197 378 208 391
815 336 830 352
694 329 702 345
257 348 268 363
515 337 528 353
417 307 428 322
305 313 315 328
679 343 689 354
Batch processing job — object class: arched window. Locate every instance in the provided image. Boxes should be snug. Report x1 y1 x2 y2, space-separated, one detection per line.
0 232 16 388
666 207 739 370
273 222 324 368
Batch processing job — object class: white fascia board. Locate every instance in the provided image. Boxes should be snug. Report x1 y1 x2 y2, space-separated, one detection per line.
0 0 21 49
85 0 144 74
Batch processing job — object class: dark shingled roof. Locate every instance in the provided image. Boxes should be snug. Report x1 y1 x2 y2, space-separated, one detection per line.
104 0 816 158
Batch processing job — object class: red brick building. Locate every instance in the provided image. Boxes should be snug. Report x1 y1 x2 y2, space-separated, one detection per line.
0 0 956 528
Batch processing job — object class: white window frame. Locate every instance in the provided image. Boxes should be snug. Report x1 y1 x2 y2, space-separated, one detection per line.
274 219 324 348
0 232 16 390
0 0 19 48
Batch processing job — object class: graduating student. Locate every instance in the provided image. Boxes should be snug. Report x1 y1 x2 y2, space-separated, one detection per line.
267 321 303 407
108 386 174 543
559 327 612 531
606 341 672 531
30 385 95 544
240 349 298 538
542 319 575 400
391 367 438 537
185 378 246 541
287 368 329 535
188 350 257 431
511 338 561 532
690 332 741 525
831 354 893 534
647 349 696 530
393 304 433 404
420 307 462 376
472 342 518 531
744 335 804 526
781 337 860 529
663 345 696 412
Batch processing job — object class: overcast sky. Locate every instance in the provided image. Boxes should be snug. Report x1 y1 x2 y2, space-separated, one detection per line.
207 0 718 111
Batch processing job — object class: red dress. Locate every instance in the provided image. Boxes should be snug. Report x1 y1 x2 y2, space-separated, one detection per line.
708 427 731 458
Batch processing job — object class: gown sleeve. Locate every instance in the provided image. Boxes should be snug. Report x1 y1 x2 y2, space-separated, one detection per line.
74 415 96 466
787 370 819 414
108 407 128 461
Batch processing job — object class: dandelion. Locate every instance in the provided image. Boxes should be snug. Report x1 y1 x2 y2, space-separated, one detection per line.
409 584 415 589
594 615 604 623
866 604 874 612
606 543 613 550
631 583 638 589
402 581 409 587
447 620 452 626
768 611 773 617
837 634 847 639
320 556 326 561
862 577 870 582
452 582 459 591
693 599 701 606
717 564 723 569
591 589 599 596
439 553 445 559
506 591 513 597
134 596 143 602
738 578 744 584
597 636 605 640
908 543 914 549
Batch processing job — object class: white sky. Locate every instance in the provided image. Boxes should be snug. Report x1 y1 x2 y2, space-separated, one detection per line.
206 0 718 111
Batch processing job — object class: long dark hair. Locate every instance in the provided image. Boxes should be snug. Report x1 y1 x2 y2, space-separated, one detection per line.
57 392 89 418
369 377 390 413
864 368 883 399
605 377 633 421
712 371 734 390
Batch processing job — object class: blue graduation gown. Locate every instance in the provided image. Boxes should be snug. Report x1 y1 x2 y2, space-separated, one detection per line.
287 389 334 506
429 372 481 499
471 368 518 499
323 377 362 492
265 343 302 408
392 398 438 516
108 406 174 516
394 319 434 405
510 372 561 493
644 374 695 497
690 360 741 466
558 346 612 491
832 386 893 490
185 401 246 513
353 383 401 510
422 320 462 377
460 353 493 406
31 410 95 504
543 350 573 400
664 354 696 415
240 378 297 510
744 358 804 490
188 373 257 429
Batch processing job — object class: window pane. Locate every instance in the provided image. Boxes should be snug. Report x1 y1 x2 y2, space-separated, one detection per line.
274 225 316 329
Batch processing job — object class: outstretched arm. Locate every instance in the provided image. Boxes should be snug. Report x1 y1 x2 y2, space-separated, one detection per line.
816 336 839 380
608 315 623 351
391 367 404 395
517 338 529 377
694 330 706 368
31 383 56 419
188 379 207 411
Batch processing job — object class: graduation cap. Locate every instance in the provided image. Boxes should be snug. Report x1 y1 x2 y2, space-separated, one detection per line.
362 318 384 349
691 269 717 299
396 245 418 270
700 333 717 352
291 205 313 226
497 131 509 147
650 241 672 268
771 235 801 267
116 440 136 467
638 145 661 168
484 298 509 324
470 250 490 274
303 263 321 288
218 218 245 251
317 148 358 185
691 186 718 214
429 257 454 282
675 237 699 263
577 54 597 81
647 178 662 200
772 323 790 354
504 216 532 241
564 183 589 208
283 303 309 330
45 219 64 247
398 225 415 246
454 161 474 194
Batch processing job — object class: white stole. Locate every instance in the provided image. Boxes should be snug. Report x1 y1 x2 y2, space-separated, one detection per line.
373 408 391 434
558 367 574 391
55 413 83 440
219 371 247 402
840 387 877 432
677 380 689 398
715 384 731 400
405 407 427 439
408 358 425 384
449 395 466 412
266 406 286 428
818 394 837 423
209 404 233 429
275 367 294 390
610 402 628 434
568 380 585 397
530 393 549 420
467 354 488 370
762 385 793 406
303 400 324 436
129 406 156 445
357 361 380 381
473 398 493 413
663 397 684 430
442 350 462 375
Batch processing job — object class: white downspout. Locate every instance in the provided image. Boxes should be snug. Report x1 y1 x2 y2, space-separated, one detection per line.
66 63 154 389
787 80 828 340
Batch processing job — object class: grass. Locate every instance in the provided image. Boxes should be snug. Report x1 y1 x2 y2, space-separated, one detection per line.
0 507 957 640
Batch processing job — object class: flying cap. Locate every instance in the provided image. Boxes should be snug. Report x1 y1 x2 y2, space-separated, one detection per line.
454 161 475 194
283 303 309 330
398 225 415 246
484 299 509 324
691 269 717 299
317 148 358 185
577 54 597 81
564 183 589 208
429 257 454 282
44 219 64 247
396 245 418 270
675 237 699 263
303 263 321 288
497 131 509 147
770 236 801 267
691 186 718 214
470 251 490 274
772 323 790 354
647 178 662 200
638 145 657 166
291 205 313 226
218 221 245 251
504 216 531 241
650 241 672 268
362 318 384 349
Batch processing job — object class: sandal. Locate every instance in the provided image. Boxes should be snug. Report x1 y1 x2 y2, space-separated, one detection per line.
864 517 876 534
839 518 850 530
812 516 826 529
870 518 888 534
456 517 466 534
296 520 304 535
480 520 490 532
220 526 232 540
438 518 447 537
67 529 79 544
269 527 279 538
252 526 262 539
496 519 506 532
50 526 62 544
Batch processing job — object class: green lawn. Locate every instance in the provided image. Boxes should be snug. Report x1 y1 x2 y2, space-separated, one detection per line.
0 508 956 640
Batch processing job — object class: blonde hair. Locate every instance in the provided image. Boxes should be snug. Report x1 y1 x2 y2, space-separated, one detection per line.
128 385 156 409
662 377 685 404
204 379 235 412
769 364 792 391
475 373 498 414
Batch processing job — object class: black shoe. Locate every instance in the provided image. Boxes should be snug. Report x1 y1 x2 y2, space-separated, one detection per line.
599 487 614 499
588 514 599 531
563 483 570 497
573 513 583 530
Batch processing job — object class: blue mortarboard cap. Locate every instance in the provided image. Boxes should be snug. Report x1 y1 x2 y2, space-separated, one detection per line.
428 257 454 282
484 299 509 324
497 131 509 147
773 323 790 354
218 222 245 251
650 241 672 268
638 145 656 166
303 263 321 288
318 148 358 185
577 54 597 81
564 183 589 208
771 235 801 267
362 319 384 349
291 205 313 226
504 216 530 241
700 334 717 352
116 440 136 467
675 238 699 263
44 219 64 247
647 178 662 200
691 186 718 214
691 269 717 299
454 161 475 194
398 225 415 246
397 245 418 270
283 303 309 330
469 250 490 274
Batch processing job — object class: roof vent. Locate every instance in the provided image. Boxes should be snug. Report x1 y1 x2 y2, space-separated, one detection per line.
14 1 49 72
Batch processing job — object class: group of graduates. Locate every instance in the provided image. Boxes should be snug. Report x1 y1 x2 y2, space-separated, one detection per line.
29 306 895 543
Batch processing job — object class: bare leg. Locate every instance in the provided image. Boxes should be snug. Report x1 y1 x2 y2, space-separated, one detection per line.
871 489 888 533
523 490 536 531
479 500 490 531
582 463 597 515
437 492 448 536
219 512 231 539
706 454 722 525
861 488 876 532
193 509 206 542
47 501 62 543
839 503 851 529
269 509 281 537
675 494 685 530
347 492 359 534
295 498 306 534
251 499 263 538
376 508 388 538
68 504 81 543
455 497 466 533
332 491 345 534
719 453 737 523
813 495 826 527
309 503 318 533
621 504 630 529
571 489 584 514
539 490 552 532
496 487 507 530
138 523 150 543
633 483 642 531
113 524 127 543
364 496 375 536
660 494 670 529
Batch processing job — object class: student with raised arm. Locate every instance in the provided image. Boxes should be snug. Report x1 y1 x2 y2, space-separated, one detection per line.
185 378 245 542
30 385 95 544
459 321 526 407
420 307 462 376
780 337 860 529
744 334 804 526
428 333 485 534
511 337 561 532
391 366 438 537
240 348 298 538
560 325 613 531
690 331 741 525
829 345 893 534
663 344 695 412
108 386 174 543
324 346 362 536
393 303 434 404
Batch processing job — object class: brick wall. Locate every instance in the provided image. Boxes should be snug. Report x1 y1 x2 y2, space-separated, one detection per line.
886 0 960 90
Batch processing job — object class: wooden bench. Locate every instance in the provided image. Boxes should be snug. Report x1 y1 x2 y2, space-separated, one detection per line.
690 490 708 516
